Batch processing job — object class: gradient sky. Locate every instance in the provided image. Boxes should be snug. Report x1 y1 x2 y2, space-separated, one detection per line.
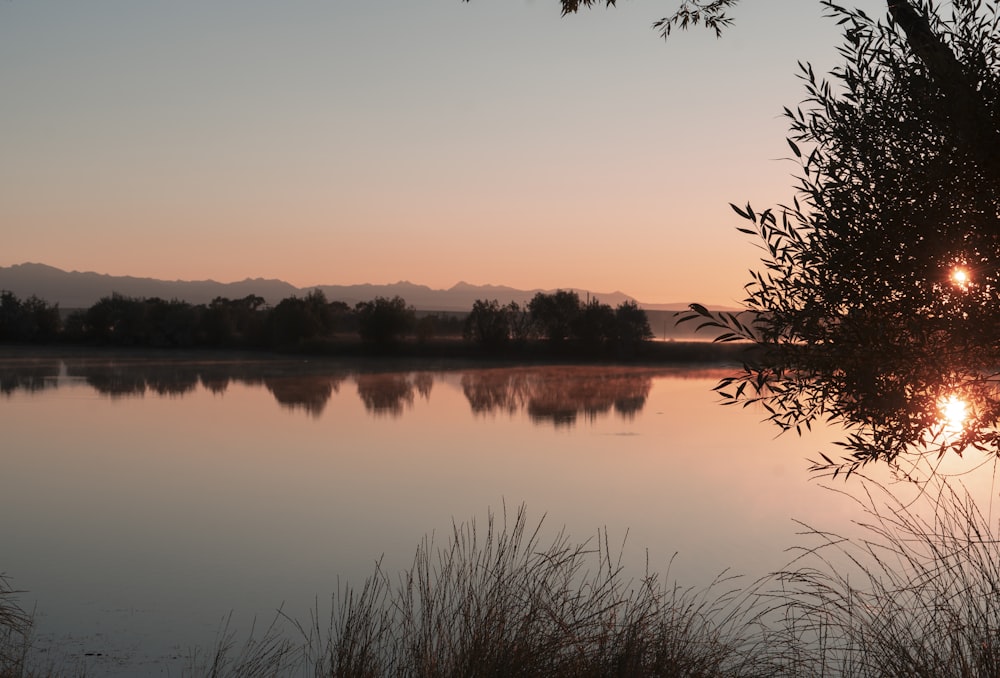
2 0 885 305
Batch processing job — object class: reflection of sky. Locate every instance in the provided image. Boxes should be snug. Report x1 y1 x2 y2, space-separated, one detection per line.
3 360 993 675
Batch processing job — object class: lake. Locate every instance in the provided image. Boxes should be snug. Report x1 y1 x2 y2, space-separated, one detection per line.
2 351 994 675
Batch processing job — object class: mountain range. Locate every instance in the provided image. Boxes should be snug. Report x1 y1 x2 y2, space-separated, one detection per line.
0 263 697 312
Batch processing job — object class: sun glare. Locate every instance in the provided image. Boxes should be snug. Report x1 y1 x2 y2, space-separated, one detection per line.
939 394 969 433
951 267 971 288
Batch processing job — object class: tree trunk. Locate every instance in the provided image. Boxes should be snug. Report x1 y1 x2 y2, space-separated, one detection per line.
887 0 1000 183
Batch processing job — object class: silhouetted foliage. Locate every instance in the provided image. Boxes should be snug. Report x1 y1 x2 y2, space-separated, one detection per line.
464 0 738 39
615 300 655 356
523 292 653 356
355 296 416 349
573 298 617 353
76 294 202 347
267 290 335 347
81 294 149 345
528 290 581 344
679 1 1000 474
464 299 529 350
203 295 266 347
144 297 202 347
4 286 655 360
0 291 60 343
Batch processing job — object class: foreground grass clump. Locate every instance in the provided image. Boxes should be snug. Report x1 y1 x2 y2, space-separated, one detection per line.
0 575 37 678
13 482 1000 677
761 478 1000 678
297 505 770 678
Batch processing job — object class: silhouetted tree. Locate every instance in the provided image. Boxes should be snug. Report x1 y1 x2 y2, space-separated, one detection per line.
143 297 202 347
329 300 358 335
528 290 581 344
572 298 616 353
82 294 149 345
505 302 535 344
203 295 266 347
464 299 515 350
267 290 335 347
415 314 438 344
0 292 61 342
614 300 654 356
679 1 1000 473
355 296 416 348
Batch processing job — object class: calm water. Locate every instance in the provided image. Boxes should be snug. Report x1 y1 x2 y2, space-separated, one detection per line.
2 353 995 675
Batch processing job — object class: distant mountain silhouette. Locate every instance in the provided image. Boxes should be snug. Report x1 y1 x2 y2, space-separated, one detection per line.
0 262 720 314
0 263 300 309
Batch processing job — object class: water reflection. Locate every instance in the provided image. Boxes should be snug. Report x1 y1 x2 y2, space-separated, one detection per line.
356 373 419 417
0 360 60 395
461 367 653 427
265 376 346 416
0 356 714 427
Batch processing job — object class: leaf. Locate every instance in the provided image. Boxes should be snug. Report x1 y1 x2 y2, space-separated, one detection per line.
787 138 802 158
729 202 752 220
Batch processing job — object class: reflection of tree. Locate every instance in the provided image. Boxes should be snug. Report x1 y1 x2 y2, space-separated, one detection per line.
145 365 199 396
0 360 60 396
461 371 534 416
200 373 232 395
461 368 652 427
73 365 149 398
62 359 349 410
413 372 433 400
67 362 199 398
265 375 345 417
355 373 421 417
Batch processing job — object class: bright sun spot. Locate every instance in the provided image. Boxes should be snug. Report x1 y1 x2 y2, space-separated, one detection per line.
951 267 970 287
940 394 969 432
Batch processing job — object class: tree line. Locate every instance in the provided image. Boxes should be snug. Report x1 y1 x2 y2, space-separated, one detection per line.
0 288 653 357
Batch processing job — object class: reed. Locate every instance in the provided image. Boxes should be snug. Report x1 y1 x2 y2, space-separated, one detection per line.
760 477 1000 677
0 574 44 678
185 611 299 678
296 504 771 677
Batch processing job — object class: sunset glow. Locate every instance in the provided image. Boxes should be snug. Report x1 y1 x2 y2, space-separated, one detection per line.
0 1 875 306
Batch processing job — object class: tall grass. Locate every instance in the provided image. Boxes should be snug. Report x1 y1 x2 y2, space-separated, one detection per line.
761 477 1000 677
0 574 40 678
12 483 1000 677
184 612 299 678
296 504 772 677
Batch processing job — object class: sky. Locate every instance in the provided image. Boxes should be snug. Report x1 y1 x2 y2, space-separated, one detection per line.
2 0 887 306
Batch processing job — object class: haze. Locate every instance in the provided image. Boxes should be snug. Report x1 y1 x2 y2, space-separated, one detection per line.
1 0 884 306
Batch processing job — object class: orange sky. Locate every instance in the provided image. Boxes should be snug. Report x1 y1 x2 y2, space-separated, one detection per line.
1 0 885 305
